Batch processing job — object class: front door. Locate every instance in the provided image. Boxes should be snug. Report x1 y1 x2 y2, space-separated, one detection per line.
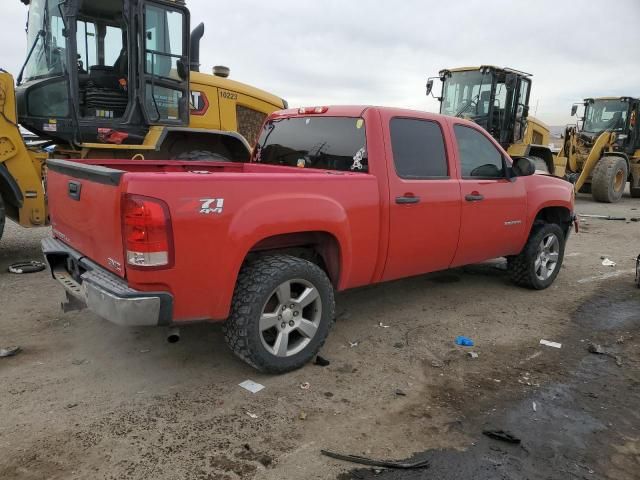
451 123 527 267
382 116 462 281
140 1 190 125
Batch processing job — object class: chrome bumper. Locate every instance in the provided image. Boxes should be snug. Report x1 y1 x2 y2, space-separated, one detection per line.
41 237 173 327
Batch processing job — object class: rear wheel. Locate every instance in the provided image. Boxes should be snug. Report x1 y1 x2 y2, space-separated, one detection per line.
0 195 5 241
508 223 565 290
592 156 628 203
223 254 335 373
173 150 230 161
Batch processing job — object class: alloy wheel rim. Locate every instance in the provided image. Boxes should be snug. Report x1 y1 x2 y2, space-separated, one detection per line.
259 279 322 357
534 233 560 281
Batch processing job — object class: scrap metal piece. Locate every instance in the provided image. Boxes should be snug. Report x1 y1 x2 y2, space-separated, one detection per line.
321 449 430 470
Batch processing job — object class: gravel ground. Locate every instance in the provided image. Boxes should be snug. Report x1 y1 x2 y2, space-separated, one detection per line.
1 192 639 480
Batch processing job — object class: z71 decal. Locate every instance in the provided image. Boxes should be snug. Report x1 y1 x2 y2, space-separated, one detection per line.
200 198 224 214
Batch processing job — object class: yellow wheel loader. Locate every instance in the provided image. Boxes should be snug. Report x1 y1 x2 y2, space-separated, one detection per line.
0 0 287 241
555 97 640 203
426 66 555 173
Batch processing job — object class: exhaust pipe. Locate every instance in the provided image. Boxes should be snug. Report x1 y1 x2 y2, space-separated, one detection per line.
189 22 205 72
167 327 180 343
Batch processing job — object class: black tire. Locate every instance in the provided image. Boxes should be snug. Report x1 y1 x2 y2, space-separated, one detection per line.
223 254 335 373
591 156 628 203
0 194 5 242
578 183 592 194
530 155 550 174
508 223 565 290
174 150 230 161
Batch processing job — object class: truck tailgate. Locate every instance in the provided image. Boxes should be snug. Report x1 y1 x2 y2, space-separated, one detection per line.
47 159 127 277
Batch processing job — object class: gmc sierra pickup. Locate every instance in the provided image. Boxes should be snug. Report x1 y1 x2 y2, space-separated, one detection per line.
43 106 576 373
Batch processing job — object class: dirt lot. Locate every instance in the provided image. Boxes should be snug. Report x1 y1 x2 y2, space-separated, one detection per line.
1 193 639 480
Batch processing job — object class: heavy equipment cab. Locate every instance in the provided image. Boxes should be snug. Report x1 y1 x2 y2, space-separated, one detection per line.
556 97 640 202
427 66 554 174
16 0 191 144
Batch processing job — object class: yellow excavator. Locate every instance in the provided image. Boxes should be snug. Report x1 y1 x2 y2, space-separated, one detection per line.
427 66 555 173
0 0 287 241
555 97 640 203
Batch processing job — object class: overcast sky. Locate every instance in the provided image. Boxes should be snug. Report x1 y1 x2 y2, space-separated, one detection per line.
2 0 639 125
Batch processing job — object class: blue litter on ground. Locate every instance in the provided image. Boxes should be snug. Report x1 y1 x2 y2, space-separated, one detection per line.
455 336 474 347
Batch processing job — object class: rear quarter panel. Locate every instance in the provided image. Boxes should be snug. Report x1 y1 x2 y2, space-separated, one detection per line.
124 169 381 321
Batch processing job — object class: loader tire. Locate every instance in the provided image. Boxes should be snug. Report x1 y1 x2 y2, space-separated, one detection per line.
591 156 628 203
223 254 335 373
174 150 230 161
508 223 565 290
0 195 5 241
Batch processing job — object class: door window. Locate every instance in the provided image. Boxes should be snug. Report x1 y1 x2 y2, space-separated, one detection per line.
76 20 97 71
390 118 448 178
455 125 505 178
145 5 184 80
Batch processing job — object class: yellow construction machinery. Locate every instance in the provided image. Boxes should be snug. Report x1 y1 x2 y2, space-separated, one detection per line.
555 97 640 203
427 66 555 173
0 0 286 241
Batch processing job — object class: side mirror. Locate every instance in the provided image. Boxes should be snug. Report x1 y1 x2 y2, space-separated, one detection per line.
513 157 536 177
426 79 434 96
570 105 578 116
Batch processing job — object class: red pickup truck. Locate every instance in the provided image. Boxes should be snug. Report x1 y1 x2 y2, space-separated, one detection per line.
43 106 575 373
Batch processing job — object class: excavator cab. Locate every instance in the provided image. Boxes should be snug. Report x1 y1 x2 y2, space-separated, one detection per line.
15 0 191 145
427 66 532 150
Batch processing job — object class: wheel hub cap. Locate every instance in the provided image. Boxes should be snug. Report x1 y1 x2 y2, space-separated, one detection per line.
534 233 560 281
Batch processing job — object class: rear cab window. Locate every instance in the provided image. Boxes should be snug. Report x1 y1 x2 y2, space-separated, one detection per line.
254 116 368 173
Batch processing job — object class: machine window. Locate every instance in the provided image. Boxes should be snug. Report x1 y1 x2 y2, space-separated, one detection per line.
454 125 505 178
390 118 448 178
145 5 184 80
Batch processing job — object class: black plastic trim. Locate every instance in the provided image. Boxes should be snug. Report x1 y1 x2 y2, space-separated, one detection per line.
47 159 124 186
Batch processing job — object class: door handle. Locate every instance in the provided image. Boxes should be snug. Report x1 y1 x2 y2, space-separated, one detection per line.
395 195 420 204
465 193 484 202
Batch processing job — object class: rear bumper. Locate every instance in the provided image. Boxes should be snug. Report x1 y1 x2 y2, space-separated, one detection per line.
41 237 173 327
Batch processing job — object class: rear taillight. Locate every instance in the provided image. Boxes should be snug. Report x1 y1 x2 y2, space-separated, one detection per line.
122 194 173 268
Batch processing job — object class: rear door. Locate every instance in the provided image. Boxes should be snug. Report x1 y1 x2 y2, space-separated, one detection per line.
382 115 462 281
46 160 127 277
451 123 527 267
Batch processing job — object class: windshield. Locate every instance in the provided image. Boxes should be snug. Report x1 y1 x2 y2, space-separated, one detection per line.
441 70 492 118
583 99 629 133
254 116 368 173
23 0 67 81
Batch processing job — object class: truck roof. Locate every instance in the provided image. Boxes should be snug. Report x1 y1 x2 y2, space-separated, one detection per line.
584 96 639 102
271 105 457 121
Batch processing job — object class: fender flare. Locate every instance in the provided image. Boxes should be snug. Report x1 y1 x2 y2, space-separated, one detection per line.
0 163 23 208
157 127 252 161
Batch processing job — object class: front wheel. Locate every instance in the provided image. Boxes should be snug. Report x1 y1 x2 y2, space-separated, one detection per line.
0 194 5 242
223 255 335 373
591 156 628 203
508 223 565 290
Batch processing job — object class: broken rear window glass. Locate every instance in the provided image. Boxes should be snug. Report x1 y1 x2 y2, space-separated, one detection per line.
254 117 368 173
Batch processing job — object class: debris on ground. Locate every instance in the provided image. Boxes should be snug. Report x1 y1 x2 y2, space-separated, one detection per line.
468 351 479 359
314 355 330 367
139 349 150 353
299 411 307 420
601 258 616 267
0 346 21 358
579 214 626 221
71 358 89 365
8 260 47 274
539 339 562 349
66 403 78 409
394 389 407 396
482 429 521 444
588 343 623 366
300 382 310 390
455 336 474 347
431 360 444 368
246 412 258 419
378 322 390 328
349 341 359 348
532 401 537 412
238 380 265 394
393 342 405 349
321 449 430 469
